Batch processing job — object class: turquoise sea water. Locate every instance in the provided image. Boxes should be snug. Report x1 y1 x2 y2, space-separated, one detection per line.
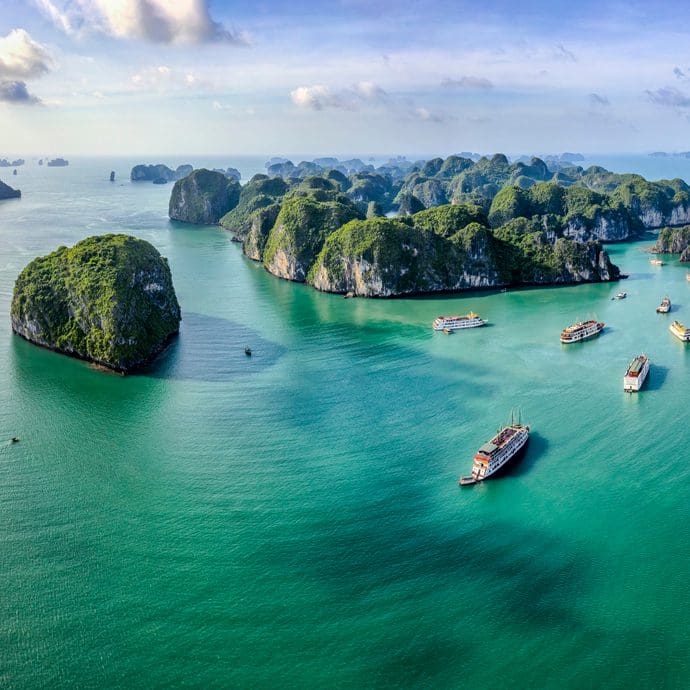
2 156 690 688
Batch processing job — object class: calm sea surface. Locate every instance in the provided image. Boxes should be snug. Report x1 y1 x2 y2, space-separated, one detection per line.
2 155 690 688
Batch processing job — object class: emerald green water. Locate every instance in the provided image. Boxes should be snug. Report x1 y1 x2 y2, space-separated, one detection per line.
2 159 690 688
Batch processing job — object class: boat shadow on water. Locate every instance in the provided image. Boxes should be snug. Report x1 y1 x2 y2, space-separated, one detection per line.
462 431 547 486
494 430 548 480
643 363 669 392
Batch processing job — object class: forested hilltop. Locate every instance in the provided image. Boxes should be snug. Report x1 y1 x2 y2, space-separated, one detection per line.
167 152 690 296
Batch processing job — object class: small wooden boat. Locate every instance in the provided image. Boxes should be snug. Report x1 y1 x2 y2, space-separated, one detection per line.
244 347 252 356
10 437 19 443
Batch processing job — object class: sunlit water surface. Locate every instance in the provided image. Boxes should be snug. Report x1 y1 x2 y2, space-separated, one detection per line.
1 156 690 688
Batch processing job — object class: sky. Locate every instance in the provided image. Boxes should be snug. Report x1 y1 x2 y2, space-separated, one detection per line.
1 0 690 156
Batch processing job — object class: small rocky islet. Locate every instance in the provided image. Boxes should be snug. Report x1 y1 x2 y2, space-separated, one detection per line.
11 234 181 373
0 179 21 200
131 163 193 183
166 151 690 296
168 168 241 224
651 225 690 260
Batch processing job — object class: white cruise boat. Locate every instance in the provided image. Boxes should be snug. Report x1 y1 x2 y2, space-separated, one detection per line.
670 320 690 342
459 421 530 485
656 296 671 313
432 312 486 331
624 354 649 392
560 320 604 344
650 258 665 266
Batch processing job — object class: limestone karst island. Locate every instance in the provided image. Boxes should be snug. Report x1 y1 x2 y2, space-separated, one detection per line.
11 234 181 373
7 0 690 688
167 153 690 296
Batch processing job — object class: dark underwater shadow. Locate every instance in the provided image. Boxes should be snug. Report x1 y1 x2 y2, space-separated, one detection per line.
459 430 546 483
502 430 547 478
149 312 286 382
645 363 669 392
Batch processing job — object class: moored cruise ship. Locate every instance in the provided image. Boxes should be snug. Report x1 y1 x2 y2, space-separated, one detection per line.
656 296 671 313
624 354 650 392
459 421 530 485
670 320 690 342
432 312 486 331
560 320 605 343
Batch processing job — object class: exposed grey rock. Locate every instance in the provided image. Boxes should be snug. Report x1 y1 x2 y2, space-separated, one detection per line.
0 179 20 199
168 169 241 224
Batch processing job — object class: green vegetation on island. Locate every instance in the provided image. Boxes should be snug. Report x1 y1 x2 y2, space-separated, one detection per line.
219 174 289 235
169 169 241 224
651 225 690 260
262 194 362 281
308 212 617 296
11 234 181 373
168 152 690 296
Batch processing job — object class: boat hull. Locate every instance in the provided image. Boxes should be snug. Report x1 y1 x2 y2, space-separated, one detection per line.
560 323 604 344
624 358 649 392
657 297 671 313
433 319 486 331
670 322 690 342
460 425 530 485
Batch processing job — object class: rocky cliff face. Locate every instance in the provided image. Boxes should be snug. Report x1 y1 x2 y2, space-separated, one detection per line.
243 204 280 260
308 216 618 297
0 179 20 200
262 196 361 282
552 239 618 282
308 219 502 297
11 234 181 373
639 205 690 228
169 169 241 224
562 209 632 242
651 225 690 256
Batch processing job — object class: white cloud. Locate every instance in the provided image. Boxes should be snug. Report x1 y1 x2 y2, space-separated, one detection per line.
291 85 337 110
355 80 387 100
33 0 73 35
290 81 450 126
414 106 444 123
212 101 256 116
290 81 387 111
441 76 493 89
34 0 249 45
0 29 53 80
131 64 204 91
